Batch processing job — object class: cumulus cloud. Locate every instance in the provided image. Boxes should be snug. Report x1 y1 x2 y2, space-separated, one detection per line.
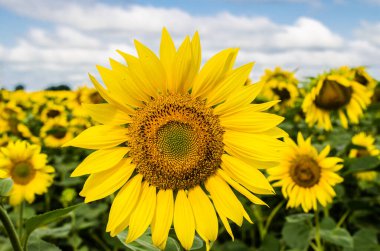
0 0 379 89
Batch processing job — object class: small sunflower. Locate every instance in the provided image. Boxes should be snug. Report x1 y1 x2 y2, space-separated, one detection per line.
349 132 380 181
351 66 377 92
268 133 343 212
259 67 299 111
40 102 66 122
64 28 286 249
40 119 74 148
302 67 371 130
0 141 54 206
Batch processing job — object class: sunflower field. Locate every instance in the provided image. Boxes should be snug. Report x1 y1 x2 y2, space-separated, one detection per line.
0 30 380 251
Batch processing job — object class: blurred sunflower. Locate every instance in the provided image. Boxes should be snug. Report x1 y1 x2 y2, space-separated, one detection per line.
41 119 74 148
64 28 286 249
349 132 380 181
259 67 299 111
0 141 54 206
302 68 371 130
40 102 66 122
268 133 343 212
351 66 377 92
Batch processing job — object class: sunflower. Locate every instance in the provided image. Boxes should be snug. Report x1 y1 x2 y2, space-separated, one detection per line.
302 67 371 130
351 66 377 92
268 133 343 212
40 102 66 122
40 119 74 148
349 132 380 181
64 28 286 249
0 141 54 206
258 67 299 111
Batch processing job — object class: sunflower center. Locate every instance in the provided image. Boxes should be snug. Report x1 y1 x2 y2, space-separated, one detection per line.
47 109 60 118
290 155 321 187
129 93 224 190
354 72 369 86
356 149 370 157
271 87 291 101
48 126 67 139
11 162 36 185
315 80 353 110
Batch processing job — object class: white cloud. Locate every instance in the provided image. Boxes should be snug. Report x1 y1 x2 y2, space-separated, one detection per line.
0 0 379 89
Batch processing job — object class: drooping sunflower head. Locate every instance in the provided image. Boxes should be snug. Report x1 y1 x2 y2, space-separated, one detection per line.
0 140 55 206
302 68 371 130
349 132 380 181
268 132 343 212
351 66 377 91
259 67 299 111
64 28 286 250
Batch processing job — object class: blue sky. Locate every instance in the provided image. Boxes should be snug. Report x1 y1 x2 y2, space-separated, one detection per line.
0 0 380 89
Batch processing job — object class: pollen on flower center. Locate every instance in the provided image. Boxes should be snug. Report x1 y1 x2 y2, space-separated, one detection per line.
11 162 36 185
129 93 224 190
290 155 321 187
315 80 353 110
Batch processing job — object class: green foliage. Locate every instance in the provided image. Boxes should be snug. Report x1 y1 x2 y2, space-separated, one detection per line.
0 179 13 197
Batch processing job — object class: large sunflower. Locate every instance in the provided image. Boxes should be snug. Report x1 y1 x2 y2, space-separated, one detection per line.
268 133 343 212
258 67 299 111
64 28 286 250
302 67 371 130
0 141 55 206
349 132 380 181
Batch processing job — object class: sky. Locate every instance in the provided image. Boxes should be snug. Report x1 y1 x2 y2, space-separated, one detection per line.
0 0 380 90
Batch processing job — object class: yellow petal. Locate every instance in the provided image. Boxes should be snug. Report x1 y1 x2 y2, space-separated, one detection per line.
134 40 167 92
89 74 134 114
221 154 274 193
126 183 156 243
214 82 264 116
191 31 201 77
107 175 143 236
220 111 284 134
191 48 238 98
80 159 135 202
82 103 131 125
205 175 244 226
71 147 130 177
151 189 174 249
174 190 195 250
62 125 128 150
206 63 254 107
217 169 268 206
188 186 218 242
160 27 176 91
172 36 193 93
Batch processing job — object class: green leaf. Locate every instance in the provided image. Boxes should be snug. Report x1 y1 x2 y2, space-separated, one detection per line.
258 233 281 251
190 235 203 250
320 217 336 230
0 178 13 196
285 213 314 223
320 228 353 248
282 221 312 249
24 203 83 244
344 156 380 175
164 237 181 251
27 235 61 251
117 228 160 251
347 229 380 251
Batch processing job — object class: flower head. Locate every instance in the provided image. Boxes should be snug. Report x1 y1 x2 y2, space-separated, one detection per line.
64 28 286 249
302 67 371 130
268 133 343 212
0 140 55 206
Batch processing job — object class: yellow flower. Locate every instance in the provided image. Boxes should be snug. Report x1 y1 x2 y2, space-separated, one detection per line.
351 66 377 92
40 119 74 148
349 132 380 181
259 67 299 111
64 28 286 250
0 141 54 206
268 133 343 212
40 102 67 122
302 67 371 130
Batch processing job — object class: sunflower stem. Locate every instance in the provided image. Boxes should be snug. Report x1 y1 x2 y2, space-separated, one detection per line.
262 201 284 240
18 201 24 238
0 204 23 251
336 210 350 228
314 209 323 251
